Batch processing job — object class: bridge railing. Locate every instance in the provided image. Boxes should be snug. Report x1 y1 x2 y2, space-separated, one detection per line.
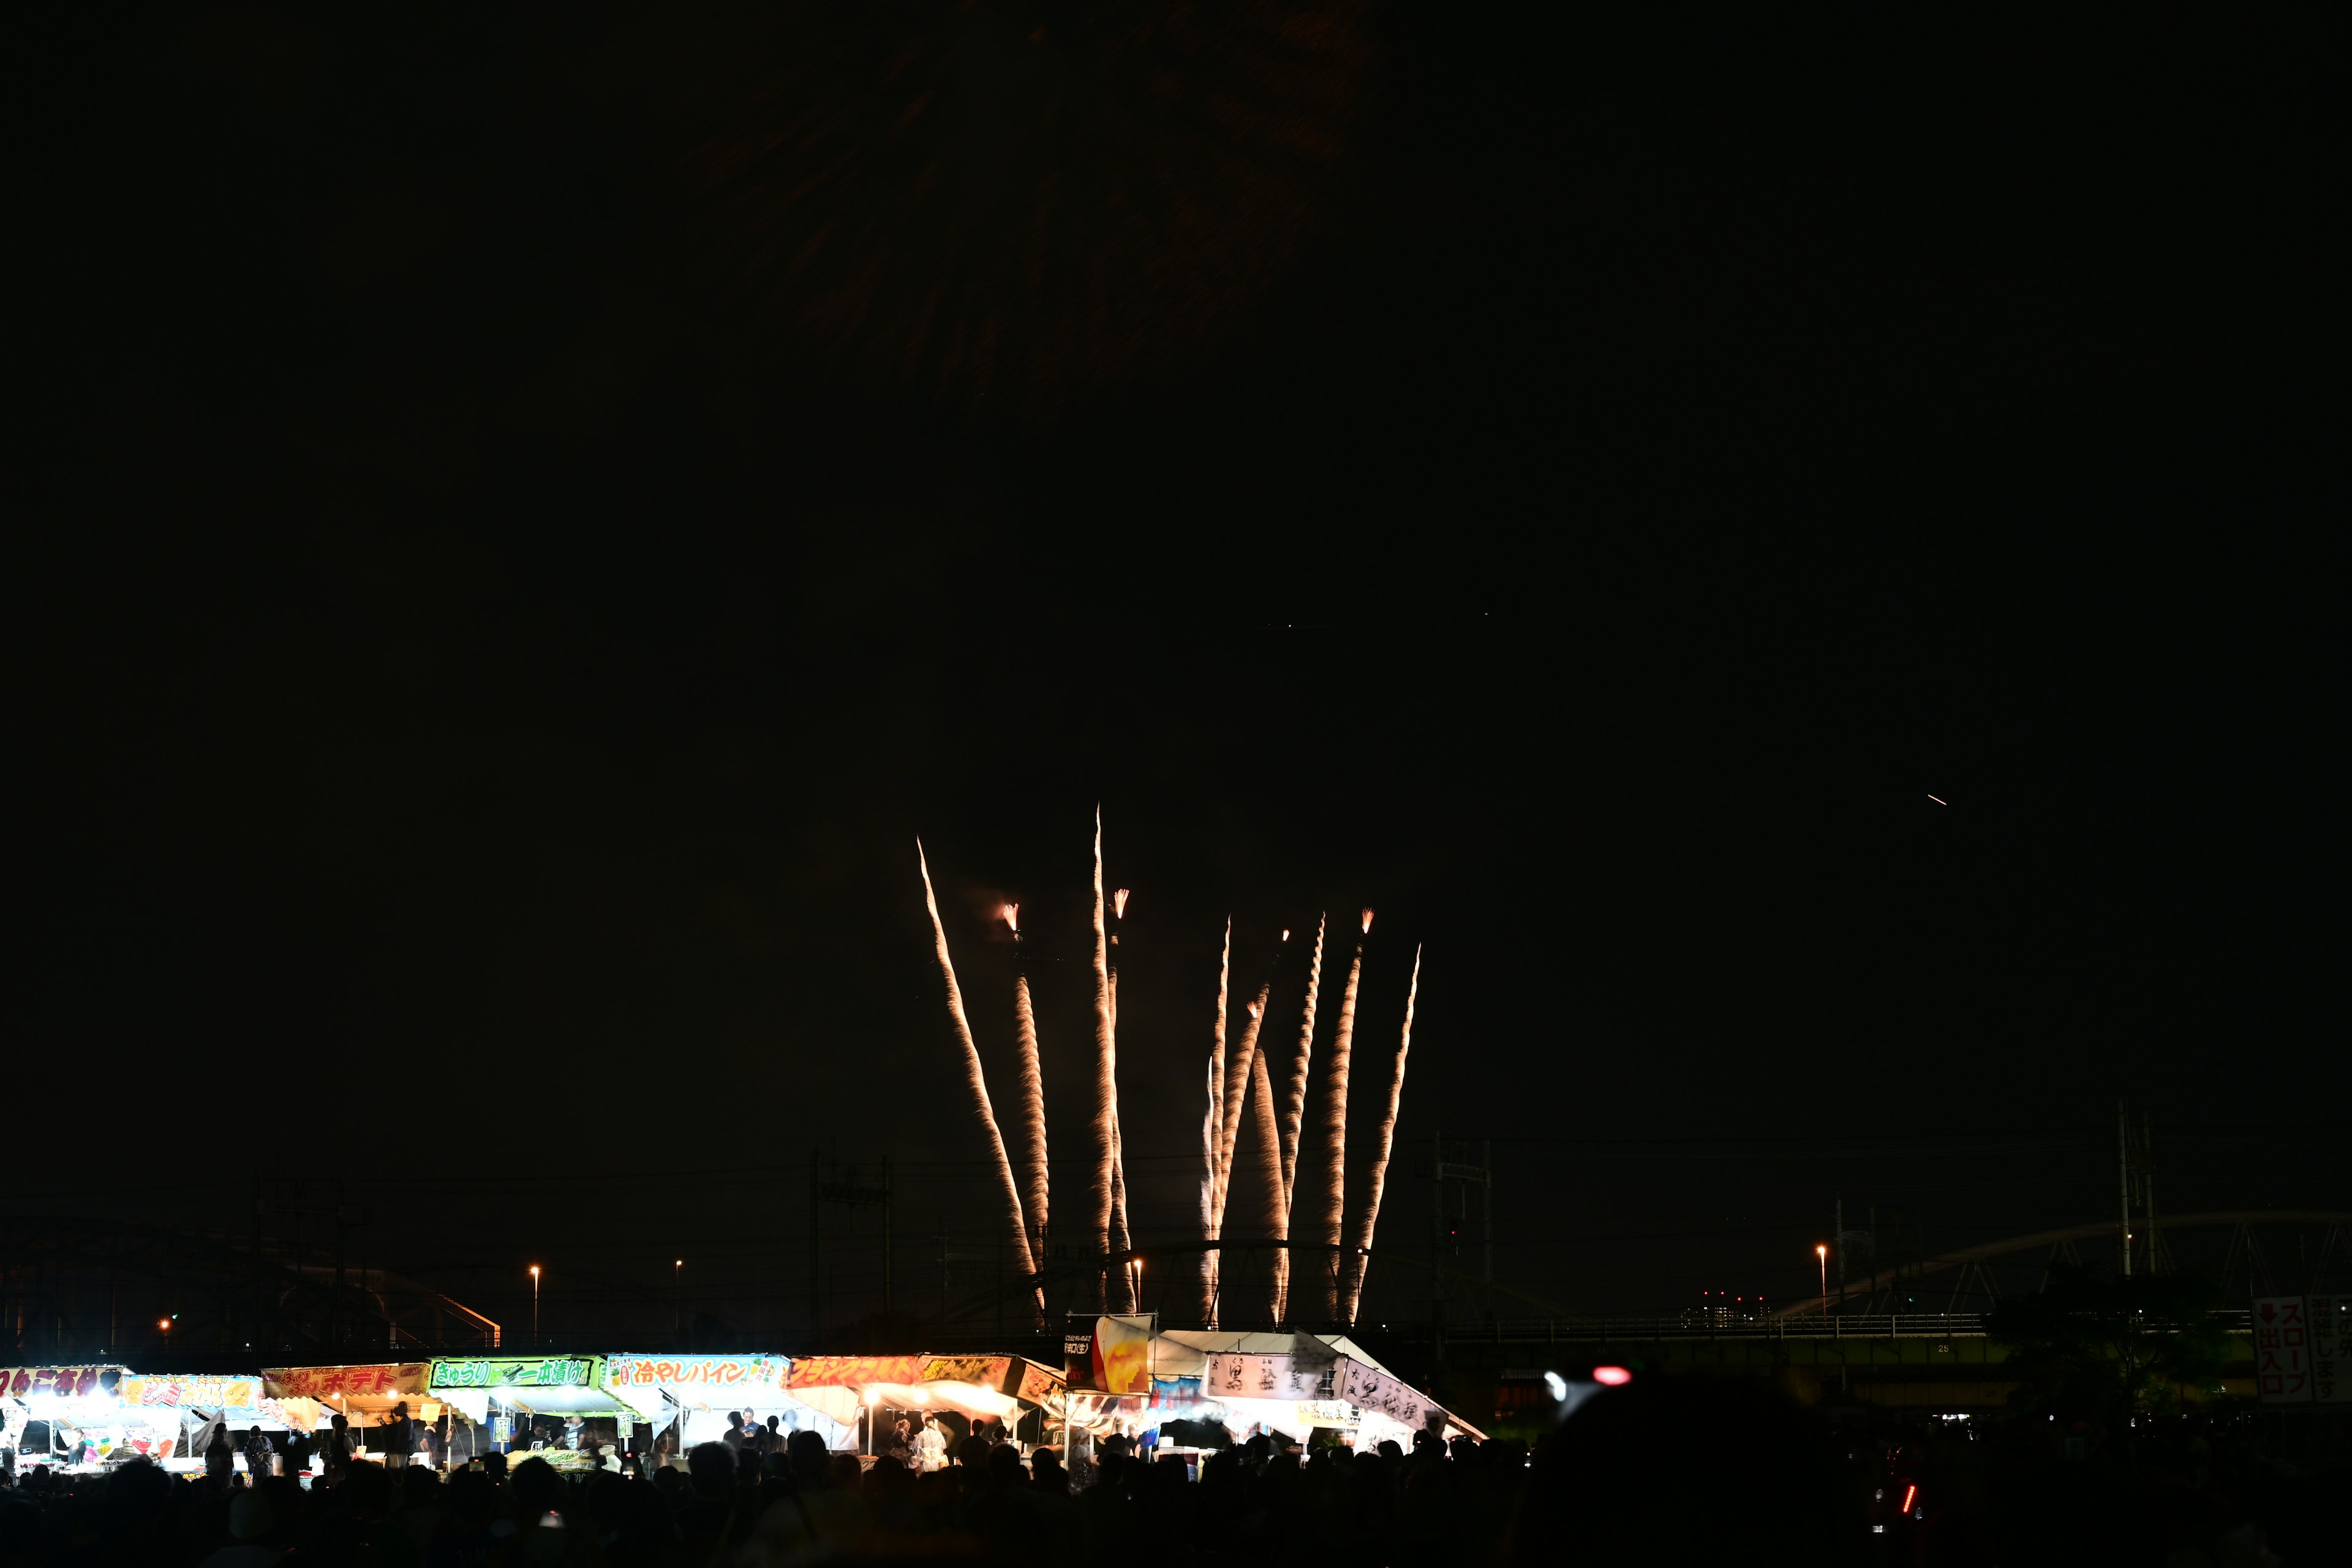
1365 1308 2253 1343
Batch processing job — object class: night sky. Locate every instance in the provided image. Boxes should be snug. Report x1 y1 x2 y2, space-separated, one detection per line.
16 11 2346 1344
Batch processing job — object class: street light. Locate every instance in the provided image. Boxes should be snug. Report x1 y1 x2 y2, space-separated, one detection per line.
674 1259 684 1341
530 1266 542 1348
1817 1245 1829 1316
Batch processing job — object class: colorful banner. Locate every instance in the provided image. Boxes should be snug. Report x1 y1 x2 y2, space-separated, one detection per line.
1068 1316 1152 1395
921 1355 1011 1389
1335 1360 1439 1431
119 1376 260 1411
1015 1360 1066 1408
1201 1353 1332 1401
263 1364 429 1401
430 1356 601 1391
608 1355 788 1392
2 1367 125 1400
785 1355 929 1391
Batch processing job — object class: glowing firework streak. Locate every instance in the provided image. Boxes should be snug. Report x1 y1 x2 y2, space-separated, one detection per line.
1250 1030 1286 1319
1272 913 1324 1320
1009 905 1049 1253
1200 921 1231 1319
916 842 1035 1282
1215 986 1270 1233
1342 943 1419 1322
1107 884 1133 1310
1088 811 1117 1302
1308 911 1370 1320
1927 794 1947 805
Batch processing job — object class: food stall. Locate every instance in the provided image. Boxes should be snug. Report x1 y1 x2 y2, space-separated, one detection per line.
780 1353 1063 1459
3 1365 140 1471
2 1365 319 1475
428 1354 657 1472
1070 1325 1485 1456
119 1374 321 1475
603 1354 822 1458
262 1363 443 1468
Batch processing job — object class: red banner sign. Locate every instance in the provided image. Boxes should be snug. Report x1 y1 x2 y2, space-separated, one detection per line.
262 1364 429 1401
785 1355 929 1390
2 1367 123 1399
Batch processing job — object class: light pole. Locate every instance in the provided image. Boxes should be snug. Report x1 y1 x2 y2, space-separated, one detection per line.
1816 1245 1829 1316
674 1259 684 1343
530 1266 541 1348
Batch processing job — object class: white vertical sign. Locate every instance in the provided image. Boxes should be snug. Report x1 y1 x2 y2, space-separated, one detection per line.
2306 1295 2348 1404
2253 1296 2312 1404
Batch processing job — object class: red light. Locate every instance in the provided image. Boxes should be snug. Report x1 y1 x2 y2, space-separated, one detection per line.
1901 1484 1917 1513
1593 1366 1632 1387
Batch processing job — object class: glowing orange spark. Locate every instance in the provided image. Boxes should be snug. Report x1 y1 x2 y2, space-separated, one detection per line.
1310 938 1365 1319
1089 810 1118 1300
1927 794 1947 805
1003 902 1020 933
1114 888 1130 919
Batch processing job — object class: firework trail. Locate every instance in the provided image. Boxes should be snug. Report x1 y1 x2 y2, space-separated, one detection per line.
1342 943 1419 1322
1008 904 1049 1255
916 842 1036 1284
1200 920 1231 1320
1215 985 1271 1232
1250 1030 1287 1319
1088 812 1117 1305
1308 909 1371 1320
1272 915 1324 1318
1107 884 1133 1310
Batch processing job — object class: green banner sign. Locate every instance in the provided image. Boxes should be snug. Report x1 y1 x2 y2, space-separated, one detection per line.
428 1356 603 1391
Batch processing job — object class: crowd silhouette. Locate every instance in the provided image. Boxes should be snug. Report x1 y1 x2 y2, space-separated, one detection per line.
0 1382 2342 1565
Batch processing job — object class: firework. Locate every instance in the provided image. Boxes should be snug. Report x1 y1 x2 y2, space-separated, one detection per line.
1249 1031 1287 1319
1272 914 1324 1321
1308 910 1371 1319
1008 904 1049 1254
1107 884 1133 1310
1215 986 1271 1232
1088 812 1117 1299
916 842 1035 1283
1342 943 1419 1322
1200 920 1231 1319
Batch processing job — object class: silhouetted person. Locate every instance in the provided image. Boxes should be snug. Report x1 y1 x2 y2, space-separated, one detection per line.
206 1421 237 1489
242 1424 273 1485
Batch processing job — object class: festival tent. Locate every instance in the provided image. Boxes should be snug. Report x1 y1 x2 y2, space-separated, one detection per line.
602 1354 831 1449
1136 1329 1485 1449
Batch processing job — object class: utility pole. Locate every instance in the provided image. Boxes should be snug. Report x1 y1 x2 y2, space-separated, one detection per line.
882 1156 894 1317
1482 1139 1494 1292
1834 1195 1846 1311
809 1150 821 1343
333 1183 347 1353
2126 1100 2145 1278
1430 1130 1445 1324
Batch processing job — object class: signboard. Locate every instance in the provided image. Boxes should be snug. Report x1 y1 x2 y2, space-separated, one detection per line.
120 1376 260 1411
430 1356 601 1392
263 1365 429 1401
2307 1295 2348 1404
921 1355 1011 1390
1202 1354 1333 1401
1015 1361 1065 1408
785 1355 929 1391
1336 1360 1440 1431
1 1367 124 1400
1067 1316 1152 1394
2253 1297 2312 1404
608 1355 787 1393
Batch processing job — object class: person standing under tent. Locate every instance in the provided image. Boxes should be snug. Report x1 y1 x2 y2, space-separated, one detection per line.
241 1425 273 1485
914 1416 946 1474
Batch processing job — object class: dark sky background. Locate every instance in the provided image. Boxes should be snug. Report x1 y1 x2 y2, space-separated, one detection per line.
13 10 2346 1346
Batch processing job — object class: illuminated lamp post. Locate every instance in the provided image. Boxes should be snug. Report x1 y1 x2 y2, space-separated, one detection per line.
674 1259 684 1343
863 1385 881 1457
530 1267 541 1348
1816 1245 1829 1317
